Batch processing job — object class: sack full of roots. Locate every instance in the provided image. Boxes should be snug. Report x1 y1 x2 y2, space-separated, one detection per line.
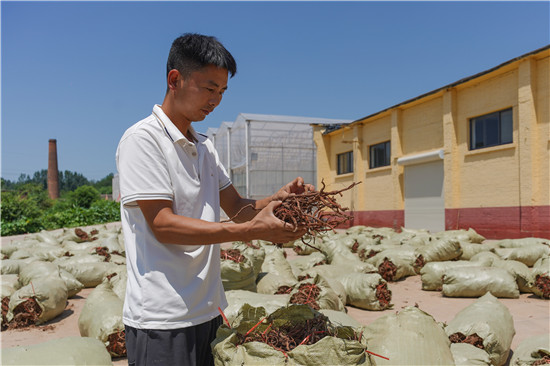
220 249 257 292
6 273 68 327
366 248 417 282
212 304 374 366
223 290 291 324
530 256 549 299
287 275 345 312
442 266 519 298
338 272 392 310
1 336 112 365
362 306 455 365
230 241 265 276
420 261 486 291
492 245 549 267
413 239 463 272
509 333 550 366
491 259 534 293
445 292 515 366
78 279 126 357
288 252 327 278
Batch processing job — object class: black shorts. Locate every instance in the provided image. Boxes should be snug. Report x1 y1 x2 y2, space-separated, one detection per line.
125 315 223 366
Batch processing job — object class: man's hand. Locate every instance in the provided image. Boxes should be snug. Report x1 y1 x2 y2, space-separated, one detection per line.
272 177 315 202
248 201 307 243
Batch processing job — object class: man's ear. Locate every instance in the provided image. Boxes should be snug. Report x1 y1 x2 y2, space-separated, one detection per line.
167 69 181 92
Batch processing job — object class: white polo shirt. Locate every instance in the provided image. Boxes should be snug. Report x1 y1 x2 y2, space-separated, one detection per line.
116 104 231 329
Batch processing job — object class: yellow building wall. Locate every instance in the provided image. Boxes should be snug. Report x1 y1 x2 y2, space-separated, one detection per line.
455 70 520 208
361 115 394 210
535 56 549 206
315 47 549 237
401 97 444 156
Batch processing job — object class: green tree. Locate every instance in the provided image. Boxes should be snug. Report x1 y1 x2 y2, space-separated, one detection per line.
68 185 100 208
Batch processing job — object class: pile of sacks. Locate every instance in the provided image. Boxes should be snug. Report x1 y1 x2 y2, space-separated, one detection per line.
295 225 549 299
1 225 127 364
213 292 545 366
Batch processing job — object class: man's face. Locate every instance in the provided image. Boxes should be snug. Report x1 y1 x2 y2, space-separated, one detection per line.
173 64 229 124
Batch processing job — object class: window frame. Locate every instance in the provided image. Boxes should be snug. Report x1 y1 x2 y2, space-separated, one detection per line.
469 108 513 151
369 141 391 169
336 151 353 175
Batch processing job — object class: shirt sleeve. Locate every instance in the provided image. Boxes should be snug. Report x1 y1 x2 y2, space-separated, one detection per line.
117 131 174 206
218 162 231 191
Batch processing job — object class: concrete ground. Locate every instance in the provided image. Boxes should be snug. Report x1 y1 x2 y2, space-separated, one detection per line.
1 228 548 365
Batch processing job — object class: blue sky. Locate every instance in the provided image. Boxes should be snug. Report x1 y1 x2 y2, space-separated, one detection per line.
1 1 549 182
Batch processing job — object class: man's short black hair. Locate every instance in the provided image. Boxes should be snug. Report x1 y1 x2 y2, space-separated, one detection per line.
167 33 237 78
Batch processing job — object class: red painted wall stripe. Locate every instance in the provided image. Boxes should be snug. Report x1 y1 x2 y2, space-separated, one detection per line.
346 206 550 239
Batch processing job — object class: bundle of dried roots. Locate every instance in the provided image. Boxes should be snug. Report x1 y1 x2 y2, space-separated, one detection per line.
449 332 485 349
220 249 246 263
237 313 360 355
289 283 321 310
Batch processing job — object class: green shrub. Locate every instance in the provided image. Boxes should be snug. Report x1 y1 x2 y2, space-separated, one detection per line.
68 185 100 209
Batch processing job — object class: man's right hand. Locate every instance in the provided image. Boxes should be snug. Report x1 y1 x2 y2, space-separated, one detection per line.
247 201 306 243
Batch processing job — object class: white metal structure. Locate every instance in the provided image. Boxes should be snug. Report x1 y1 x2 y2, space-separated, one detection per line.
213 113 350 200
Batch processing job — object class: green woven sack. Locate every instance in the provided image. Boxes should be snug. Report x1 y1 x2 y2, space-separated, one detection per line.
7 274 68 325
78 279 125 357
510 333 550 366
363 306 455 365
445 292 515 366
442 266 519 298
212 304 374 366
1 336 112 365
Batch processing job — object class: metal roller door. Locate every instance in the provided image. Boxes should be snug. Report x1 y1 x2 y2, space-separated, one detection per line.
399 150 445 233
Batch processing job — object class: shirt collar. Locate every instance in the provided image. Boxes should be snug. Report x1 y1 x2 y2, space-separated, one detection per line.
152 104 200 146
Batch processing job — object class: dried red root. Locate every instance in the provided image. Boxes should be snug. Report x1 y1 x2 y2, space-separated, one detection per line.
534 274 550 299
533 355 550 365
237 313 361 354
275 286 293 295
75 228 97 242
449 332 484 349
95 247 111 262
220 249 246 263
414 255 425 270
378 258 397 282
289 283 321 310
273 181 361 252
7 297 42 329
375 282 392 308
1 297 10 330
359 249 378 261
106 330 126 356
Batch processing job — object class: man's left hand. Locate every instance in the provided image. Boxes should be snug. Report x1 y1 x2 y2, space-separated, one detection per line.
272 177 315 202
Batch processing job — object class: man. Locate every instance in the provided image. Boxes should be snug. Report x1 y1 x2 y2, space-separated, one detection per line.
116 33 310 366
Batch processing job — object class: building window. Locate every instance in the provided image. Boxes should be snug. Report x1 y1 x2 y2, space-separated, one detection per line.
369 141 391 169
470 108 513 150
337 151 353 175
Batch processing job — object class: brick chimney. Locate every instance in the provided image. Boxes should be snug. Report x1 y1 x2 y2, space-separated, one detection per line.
48 139 59 199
